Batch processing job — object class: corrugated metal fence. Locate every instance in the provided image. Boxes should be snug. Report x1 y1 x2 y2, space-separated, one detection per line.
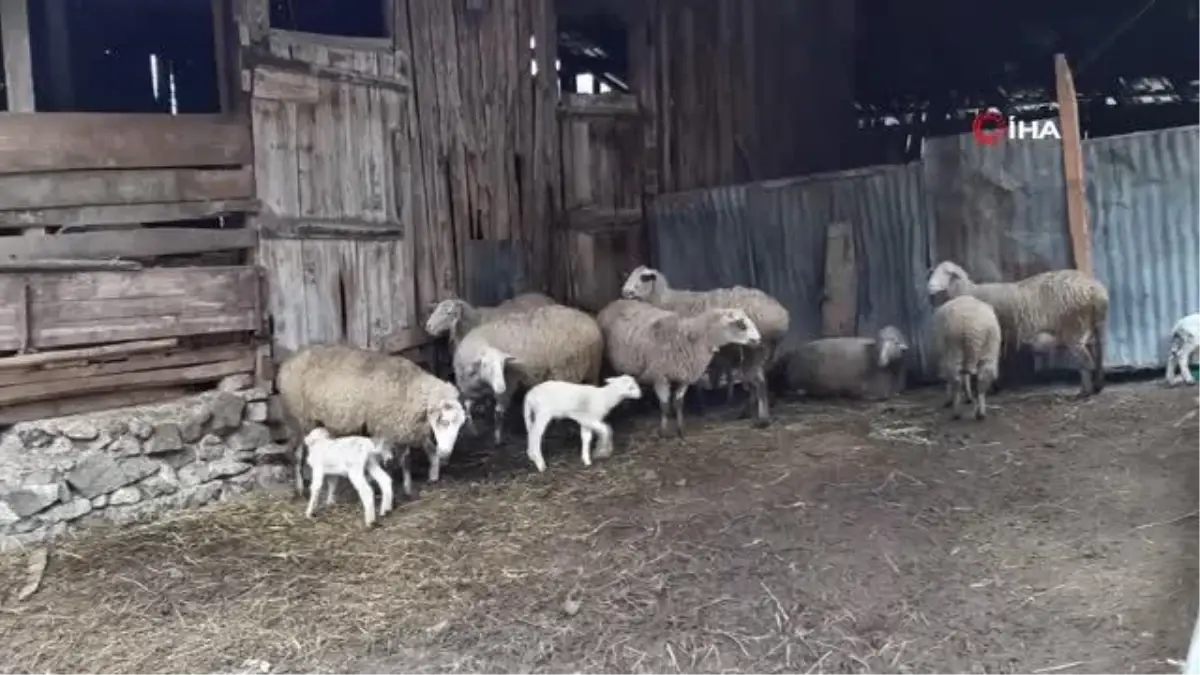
647 125 1199 380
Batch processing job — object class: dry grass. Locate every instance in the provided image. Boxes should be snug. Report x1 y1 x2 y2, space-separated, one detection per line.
0 381 1195 674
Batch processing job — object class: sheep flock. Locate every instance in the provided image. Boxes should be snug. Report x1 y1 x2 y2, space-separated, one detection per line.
276 259 1193 528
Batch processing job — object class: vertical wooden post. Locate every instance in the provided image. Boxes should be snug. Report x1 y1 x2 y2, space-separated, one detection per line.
821 221 857 338
0 0 35 111
1055 53 1093 277
211 0 232 113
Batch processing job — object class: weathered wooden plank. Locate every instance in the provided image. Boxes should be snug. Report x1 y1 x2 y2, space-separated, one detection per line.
268 28 395 54
29 265 257 301
0 354 254 405
0 259 142 272
559 92 641 117
0 227 256 261
248 52 409 93
36 292 256 325
258 218 403 240
0 198 257 229
0 343 253 388
0 167 254 212
0 337 178 370
33 310 258 348
0 113 252 174
257 240 306 354
252 65 321 102
1055 53 1092 277
0 0 35 112
0 387 190 425
564 207 643 232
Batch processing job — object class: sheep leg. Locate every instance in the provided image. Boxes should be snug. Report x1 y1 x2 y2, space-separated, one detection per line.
347 470 377 528
305 469 325 519
750 367 771 428
1069 338 1096 397
653 379 672 437
1166 348 1179 385
591 419 615 460
950 372 966 420
493 391 512 446
974 367 994 421
526 416 550 473
579 425 594 468
325 476 340 506
672 384 689 438
398 447 414 497
1185 346 1199 385
423 439 441 483
367 457 394 516
942 380 956 409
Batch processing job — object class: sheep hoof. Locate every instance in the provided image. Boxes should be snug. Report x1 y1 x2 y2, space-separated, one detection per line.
974 410 986 421
752 417 770 429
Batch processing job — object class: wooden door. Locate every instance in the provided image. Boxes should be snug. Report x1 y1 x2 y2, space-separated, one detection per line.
559 92 647 312
245 29 418 358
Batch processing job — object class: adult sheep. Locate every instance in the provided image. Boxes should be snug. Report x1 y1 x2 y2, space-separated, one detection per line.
770 325 910 401
926 261 1108 397
620 266 790 427
454 303 604 445
930 295 1002 420
425 292 557 349
277 344 469 496
598 299 762 437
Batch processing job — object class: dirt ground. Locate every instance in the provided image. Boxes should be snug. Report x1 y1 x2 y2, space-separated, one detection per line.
0 379 1196 674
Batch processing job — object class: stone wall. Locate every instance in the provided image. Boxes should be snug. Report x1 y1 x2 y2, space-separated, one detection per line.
0 375 291 552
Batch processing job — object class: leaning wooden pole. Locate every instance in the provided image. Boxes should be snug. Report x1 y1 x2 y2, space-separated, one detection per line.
1054 53 1093 277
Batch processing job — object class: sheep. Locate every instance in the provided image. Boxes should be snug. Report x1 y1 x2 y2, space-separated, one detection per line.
620 266 790 427
277 344 469 497
1166 313 1200 386
302 427 393 527
597 299 763 437
770 325 910 401
522 374 644 472
453 304 605 445
424 292 557 348
930 295 1002 421
926 260 1108 397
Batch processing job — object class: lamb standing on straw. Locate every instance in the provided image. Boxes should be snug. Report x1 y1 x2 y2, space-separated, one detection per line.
303 427 394 528
522 374 643 472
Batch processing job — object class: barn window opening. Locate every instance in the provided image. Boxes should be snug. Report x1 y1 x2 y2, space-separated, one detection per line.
270 0 387 39
556 8 629 95
28 0 220 113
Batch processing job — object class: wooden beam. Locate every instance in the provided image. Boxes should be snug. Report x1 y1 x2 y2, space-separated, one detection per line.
0 113 253 174
0 387 189 426
0 227 257 260
0 198 258 229
0 0 35 112
0 259 143 272
564 206 642 231
821 221 857 337
1055 53 1092 277
256 213 404 240
0 353 254 405
0 343 254 388
559 92 641 117
0 337 179 370
0 167 253 212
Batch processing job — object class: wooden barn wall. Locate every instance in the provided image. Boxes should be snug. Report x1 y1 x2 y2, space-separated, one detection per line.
390 0 563 312
627 0 857 195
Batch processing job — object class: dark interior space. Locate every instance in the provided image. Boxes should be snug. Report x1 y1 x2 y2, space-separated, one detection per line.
856 0 1199 159
28 0 220 113
556 9 629 94
269 0 387 38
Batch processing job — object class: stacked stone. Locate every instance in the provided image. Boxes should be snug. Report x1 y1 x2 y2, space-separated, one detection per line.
0 375 290 552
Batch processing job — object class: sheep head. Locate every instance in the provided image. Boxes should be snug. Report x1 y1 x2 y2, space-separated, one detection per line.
710 308 762 349
621 265 665 301
604 374 643 401
427 398 467 464
875 325 910 369
926 261 973 307
425 298 468 337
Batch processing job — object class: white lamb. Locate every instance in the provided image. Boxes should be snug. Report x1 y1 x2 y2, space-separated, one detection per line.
302 427 394 528
1166 313 1200 386
522 375 643 472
